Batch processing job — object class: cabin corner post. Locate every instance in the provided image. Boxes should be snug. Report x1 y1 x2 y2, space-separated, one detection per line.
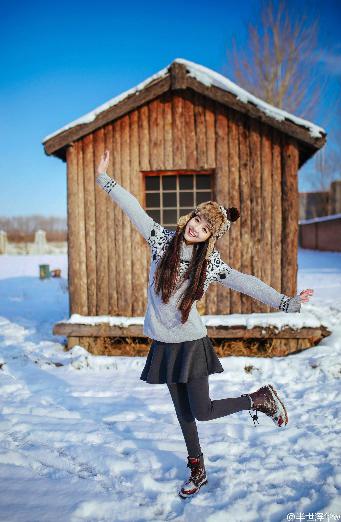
66 143 81 316
281 137 299 297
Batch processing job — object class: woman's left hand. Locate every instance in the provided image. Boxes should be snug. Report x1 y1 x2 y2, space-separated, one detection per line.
299 289 314 303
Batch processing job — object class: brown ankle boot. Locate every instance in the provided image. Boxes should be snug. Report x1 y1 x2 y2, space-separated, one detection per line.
241 384 288 428
178 452 208 499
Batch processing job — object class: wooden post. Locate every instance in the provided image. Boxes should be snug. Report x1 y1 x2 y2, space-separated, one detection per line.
281 137 299 297
271 129 282 299
66 143 80 315
260 123 273 312
94 128 109 315
249 117 263 313
238 114 252 313
228 108 242 313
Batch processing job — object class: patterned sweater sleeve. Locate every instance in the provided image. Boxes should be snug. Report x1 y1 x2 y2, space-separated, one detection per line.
210 251 301 313
96 172 159 244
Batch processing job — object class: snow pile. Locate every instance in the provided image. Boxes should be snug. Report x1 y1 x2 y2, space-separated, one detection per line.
43 58 325 143
0 249 340 521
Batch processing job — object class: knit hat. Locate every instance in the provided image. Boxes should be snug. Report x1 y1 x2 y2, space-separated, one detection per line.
177 201 240 260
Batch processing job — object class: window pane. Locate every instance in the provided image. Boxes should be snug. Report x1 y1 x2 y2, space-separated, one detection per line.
180 208 194 216
196 175 211 189
148 209 160 222
180 192 194 207
146 192 160 207
162 175 176 190
179 175 193 190
145 176 160 190
163 209 177 224
163 191 177 207
196 191 212 204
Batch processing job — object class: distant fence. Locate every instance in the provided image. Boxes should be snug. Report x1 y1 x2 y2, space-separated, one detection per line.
0 229 67 255
299 213 341 252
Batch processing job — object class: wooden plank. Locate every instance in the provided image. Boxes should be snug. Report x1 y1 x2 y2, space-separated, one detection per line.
149 99 159 171
66 143 80 315
93 128 109 315
54 321 330 339
260 123 273 312
83 134 97 315
77 140 88 315
215 104 230 314
104 124 118 315
281 137 299 297
193 91 207 169
130 109 145 315
156 98 165 169
138 104 151 309
120 115 133 315
172 94 186 168
227 108 241 313
113 119 124 314
205 97 216 169
249 117 262 312
163 92 173 170
183 92 196 169
238 114 252 313
271 128 282 296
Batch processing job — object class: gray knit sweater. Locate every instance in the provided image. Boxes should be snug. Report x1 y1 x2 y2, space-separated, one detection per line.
96 172 301 342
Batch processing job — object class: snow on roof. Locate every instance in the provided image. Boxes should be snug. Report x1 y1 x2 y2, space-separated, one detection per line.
43 58 326 143
62 311 324 330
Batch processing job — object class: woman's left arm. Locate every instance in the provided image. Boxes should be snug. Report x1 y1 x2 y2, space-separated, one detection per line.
211 254 313 312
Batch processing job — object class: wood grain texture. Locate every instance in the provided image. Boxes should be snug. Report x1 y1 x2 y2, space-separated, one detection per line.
271 128 282 296
228 109 242 313
249 117 262 312
260 123 273 312
66 143 80 315
113 119 124 314
77 140 88 314
83 134 97 315
93 128 109 315
104 124 118 315
120 115 133 315
130 110 146 315
281 137 299 297
238 114 252 313
215 104 230 314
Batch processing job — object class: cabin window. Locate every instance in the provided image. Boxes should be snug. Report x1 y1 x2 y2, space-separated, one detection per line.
143 171 213 230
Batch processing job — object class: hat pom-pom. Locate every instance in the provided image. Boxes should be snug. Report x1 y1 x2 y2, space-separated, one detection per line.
225 207 240 222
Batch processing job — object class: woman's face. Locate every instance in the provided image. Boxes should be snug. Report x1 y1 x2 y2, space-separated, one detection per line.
184 214 212 245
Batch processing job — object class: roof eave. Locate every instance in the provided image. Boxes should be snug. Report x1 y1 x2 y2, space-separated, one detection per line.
43 61 326 166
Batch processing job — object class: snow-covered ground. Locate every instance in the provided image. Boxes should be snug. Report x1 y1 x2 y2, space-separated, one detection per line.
0 249 340 522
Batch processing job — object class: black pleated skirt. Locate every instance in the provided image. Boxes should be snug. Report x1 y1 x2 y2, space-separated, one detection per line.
140 335 224 384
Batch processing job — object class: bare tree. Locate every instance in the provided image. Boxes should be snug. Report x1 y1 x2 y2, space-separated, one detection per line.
228 0 327 120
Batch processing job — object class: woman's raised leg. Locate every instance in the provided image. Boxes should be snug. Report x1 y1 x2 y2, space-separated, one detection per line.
186 375 252 421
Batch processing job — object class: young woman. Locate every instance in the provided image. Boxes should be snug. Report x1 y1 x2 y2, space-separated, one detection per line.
96 150 313 499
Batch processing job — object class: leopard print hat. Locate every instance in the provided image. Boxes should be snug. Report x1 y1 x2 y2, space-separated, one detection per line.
177 201 240 260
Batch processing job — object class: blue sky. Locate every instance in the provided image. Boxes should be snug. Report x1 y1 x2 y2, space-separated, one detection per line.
1 0 340 218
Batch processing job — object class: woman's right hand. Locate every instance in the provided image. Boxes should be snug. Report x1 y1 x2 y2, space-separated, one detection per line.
96 150 110 175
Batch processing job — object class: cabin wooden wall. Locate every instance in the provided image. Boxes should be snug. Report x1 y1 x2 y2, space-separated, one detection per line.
66 90 299 319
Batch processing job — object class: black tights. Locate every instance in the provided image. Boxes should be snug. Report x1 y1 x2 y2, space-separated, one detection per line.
167 375 251 457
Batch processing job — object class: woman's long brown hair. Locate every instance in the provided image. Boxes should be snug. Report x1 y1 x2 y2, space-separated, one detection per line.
152 212 210 324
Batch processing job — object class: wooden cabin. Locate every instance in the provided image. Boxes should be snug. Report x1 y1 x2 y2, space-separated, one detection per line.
43 58 330 356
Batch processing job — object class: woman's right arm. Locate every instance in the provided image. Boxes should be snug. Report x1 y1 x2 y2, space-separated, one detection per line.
95 150 171 249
